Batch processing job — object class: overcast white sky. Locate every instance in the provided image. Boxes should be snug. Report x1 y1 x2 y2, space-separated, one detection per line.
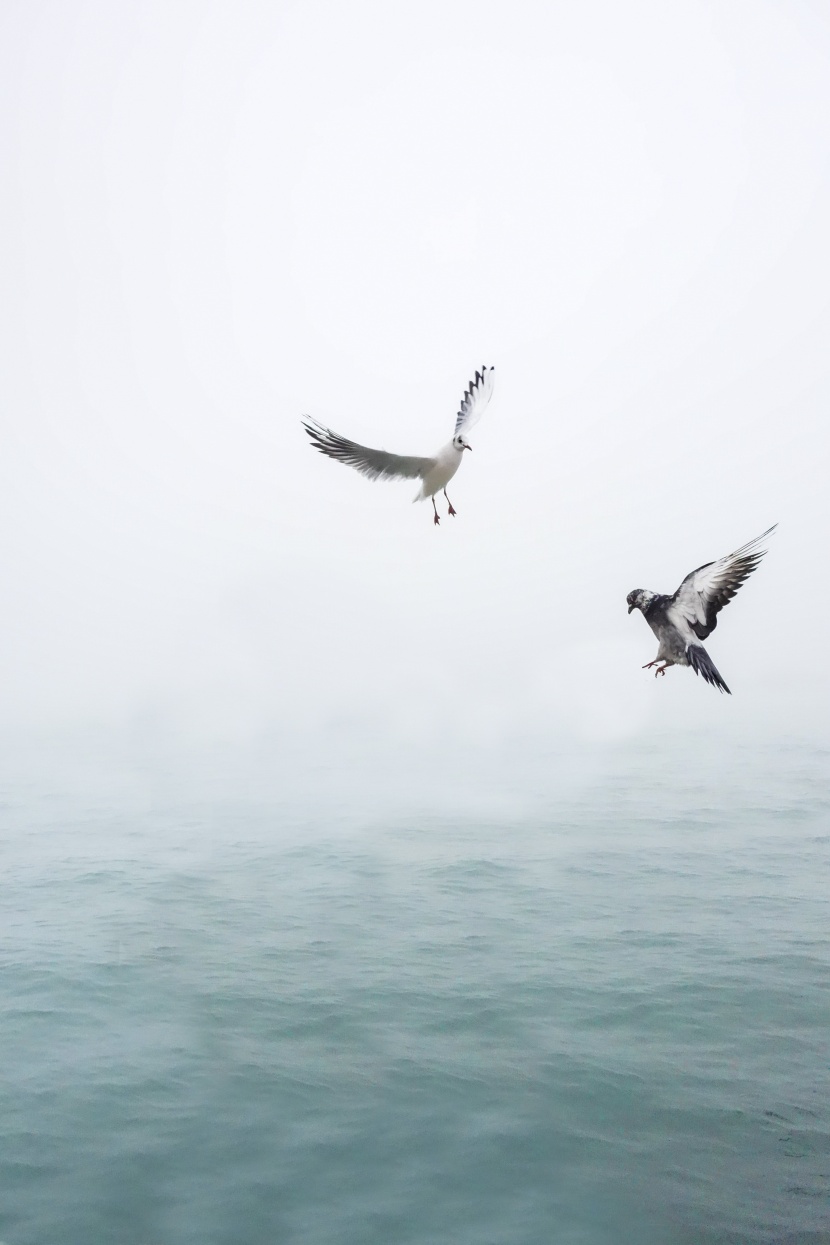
1 0 828 760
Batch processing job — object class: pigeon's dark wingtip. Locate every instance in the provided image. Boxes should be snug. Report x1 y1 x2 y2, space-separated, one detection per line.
754 522 778 551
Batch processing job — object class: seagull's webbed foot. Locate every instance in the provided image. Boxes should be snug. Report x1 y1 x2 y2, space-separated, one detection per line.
432 498 441 526
443 489 457 517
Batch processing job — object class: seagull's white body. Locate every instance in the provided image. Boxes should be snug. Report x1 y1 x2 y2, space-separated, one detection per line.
416 441 465 503
302 367 495 525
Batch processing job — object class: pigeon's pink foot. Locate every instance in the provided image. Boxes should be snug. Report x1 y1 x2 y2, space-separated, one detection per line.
654 664 668 678
642 660 658 669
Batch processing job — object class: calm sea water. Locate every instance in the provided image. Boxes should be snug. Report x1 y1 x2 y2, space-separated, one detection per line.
2 731 829 1244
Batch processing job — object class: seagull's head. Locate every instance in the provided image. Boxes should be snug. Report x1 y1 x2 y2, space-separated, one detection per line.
627 589 645 614
453 435 472 452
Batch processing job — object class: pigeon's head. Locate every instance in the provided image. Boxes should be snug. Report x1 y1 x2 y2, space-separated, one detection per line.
627 589 647 614
453 434 472 452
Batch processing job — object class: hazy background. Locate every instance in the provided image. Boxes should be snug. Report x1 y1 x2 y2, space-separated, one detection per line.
2 0 829 769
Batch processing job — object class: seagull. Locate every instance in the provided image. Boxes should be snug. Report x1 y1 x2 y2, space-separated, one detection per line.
626 525 777 694
301 367 495 525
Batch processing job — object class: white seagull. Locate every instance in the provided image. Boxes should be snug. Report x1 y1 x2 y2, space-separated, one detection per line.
302 366 495 525
626 525 777 694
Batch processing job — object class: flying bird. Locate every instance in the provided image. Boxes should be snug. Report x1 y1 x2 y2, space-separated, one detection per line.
302 366 495 525
626 525 777 694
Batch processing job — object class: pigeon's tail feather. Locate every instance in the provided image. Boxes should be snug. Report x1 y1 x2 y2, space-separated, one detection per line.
687 644 731 695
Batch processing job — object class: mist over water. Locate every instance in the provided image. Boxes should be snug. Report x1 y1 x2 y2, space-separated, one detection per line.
2 728 828 1244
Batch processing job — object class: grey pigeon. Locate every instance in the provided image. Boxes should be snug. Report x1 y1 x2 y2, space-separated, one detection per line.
302 367 495 526
626 526 777 694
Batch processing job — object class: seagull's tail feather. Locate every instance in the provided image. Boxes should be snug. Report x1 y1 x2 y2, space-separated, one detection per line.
687 644 731 695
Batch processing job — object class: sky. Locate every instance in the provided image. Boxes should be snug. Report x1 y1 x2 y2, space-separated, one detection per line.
1 0 829 765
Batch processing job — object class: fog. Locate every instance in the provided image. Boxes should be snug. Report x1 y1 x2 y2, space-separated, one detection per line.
2 0 829 775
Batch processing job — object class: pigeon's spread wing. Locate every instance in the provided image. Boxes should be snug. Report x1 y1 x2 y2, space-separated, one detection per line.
454 367 495 437
302 419 433 483
666 525 777 642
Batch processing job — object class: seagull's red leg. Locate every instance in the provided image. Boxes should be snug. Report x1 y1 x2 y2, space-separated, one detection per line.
432 497 441 526
443 489 457 517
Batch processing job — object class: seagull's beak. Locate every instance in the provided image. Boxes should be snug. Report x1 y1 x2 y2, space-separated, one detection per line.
464 442 472 451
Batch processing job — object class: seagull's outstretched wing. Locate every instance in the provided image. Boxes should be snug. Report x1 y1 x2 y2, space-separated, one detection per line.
454 367 495 437
666 525 777 642
301 419 433 483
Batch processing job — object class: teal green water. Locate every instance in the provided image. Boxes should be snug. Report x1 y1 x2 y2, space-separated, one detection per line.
2 735 829 1244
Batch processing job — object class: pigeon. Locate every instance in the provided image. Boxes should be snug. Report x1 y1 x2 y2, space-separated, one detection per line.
302 367 495 525
626 525 777 694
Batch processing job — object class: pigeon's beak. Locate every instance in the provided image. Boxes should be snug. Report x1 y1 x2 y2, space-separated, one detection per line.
627 604 635 614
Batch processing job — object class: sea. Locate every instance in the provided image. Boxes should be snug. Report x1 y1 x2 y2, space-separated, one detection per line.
1 728 828 1245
